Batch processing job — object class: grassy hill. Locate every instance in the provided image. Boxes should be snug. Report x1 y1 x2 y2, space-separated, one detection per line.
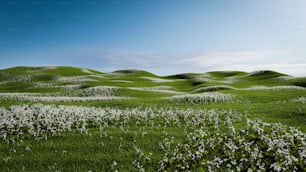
0 66 306 171
0 65 305 123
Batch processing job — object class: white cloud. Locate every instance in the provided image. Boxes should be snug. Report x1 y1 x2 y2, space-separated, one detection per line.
52 48 306 76
4 46 305 76
177 50 281 66
174 49 306 76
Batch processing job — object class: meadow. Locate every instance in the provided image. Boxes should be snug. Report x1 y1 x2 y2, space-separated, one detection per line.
0 66 306 171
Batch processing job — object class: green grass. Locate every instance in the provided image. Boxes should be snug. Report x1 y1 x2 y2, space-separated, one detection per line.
0 127 185 172
290 77 306 87
207 70 247 78
0 66 306 171
0 83 32 92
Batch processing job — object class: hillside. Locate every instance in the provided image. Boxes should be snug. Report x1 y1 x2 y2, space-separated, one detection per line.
1 65 305 126
0 66 304 92
0 66 306 171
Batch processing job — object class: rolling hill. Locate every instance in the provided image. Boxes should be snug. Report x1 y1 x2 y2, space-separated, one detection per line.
0 66 306 171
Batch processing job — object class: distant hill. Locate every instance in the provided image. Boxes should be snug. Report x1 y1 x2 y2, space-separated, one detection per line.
0 66 305 93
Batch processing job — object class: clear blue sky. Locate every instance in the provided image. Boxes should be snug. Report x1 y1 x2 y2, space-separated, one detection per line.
1 0 306 76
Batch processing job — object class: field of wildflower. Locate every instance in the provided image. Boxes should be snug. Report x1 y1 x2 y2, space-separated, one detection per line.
0 66 306 171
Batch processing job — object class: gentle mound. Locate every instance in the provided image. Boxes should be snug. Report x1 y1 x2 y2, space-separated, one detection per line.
247 70 287 79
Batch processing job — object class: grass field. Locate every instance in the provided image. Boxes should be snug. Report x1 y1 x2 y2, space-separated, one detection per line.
0 66 306 171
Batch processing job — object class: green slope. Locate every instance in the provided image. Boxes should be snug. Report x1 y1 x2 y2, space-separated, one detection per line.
0 66 306 171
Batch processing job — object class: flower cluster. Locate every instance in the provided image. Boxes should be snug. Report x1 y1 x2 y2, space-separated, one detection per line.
193 85 235 92
141 76 173 83
166 92 234 104
68 86 118 97
0 72 32 84
128 86 183 95
0 104 239 142
56 76 98 83
159 120 306 171
0 92 130 102
290 96 306 104
0 104 305 171
33 83 82 90
0 86 129 102
276 76 295 81
245 86 305 91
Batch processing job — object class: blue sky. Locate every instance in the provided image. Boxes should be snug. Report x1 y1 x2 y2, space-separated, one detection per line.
1 0 306 76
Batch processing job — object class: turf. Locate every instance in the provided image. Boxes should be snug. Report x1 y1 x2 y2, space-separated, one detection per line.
0 66 305 171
